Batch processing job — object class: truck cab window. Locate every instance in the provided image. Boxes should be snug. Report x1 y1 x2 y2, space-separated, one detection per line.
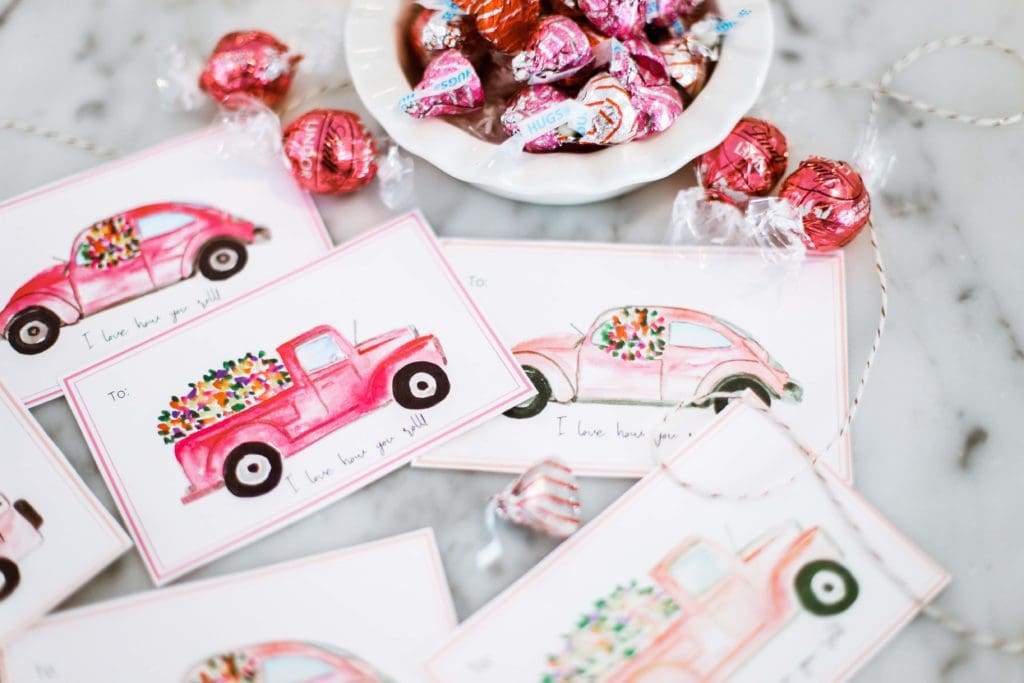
669 543 729 596
296 335 346 372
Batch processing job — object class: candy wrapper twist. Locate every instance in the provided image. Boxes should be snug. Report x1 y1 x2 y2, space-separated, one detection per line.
476 458 582 568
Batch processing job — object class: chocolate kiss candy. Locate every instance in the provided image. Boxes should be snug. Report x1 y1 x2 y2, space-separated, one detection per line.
199 30 301 107
512 16 594 84
633 84 683 138
282 110 378 194
579 0 646 39
456 0 541 52
409 8 473 65
698 117 789 196
658 32 712 98
779 157 872 251
400 50 485 118
577 73 640 144
620 37 671 86
491 458 582 538
501 84 578 152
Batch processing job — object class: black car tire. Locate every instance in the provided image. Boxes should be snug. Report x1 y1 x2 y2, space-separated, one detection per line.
198 239 248 281
223 443 283 498
0 558 20 602
794 559 859 616
13 500 43 530
393 362 451 410
713 377 772 413
7 307 61 355
504 365 552 419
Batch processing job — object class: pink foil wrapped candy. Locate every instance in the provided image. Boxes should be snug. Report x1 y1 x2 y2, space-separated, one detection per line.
408 8 473 65
512 16 594 84
501 84 578 152
579 0 645 39
577 73 640 144
633 84 683 138
198 31 302 107
620 37 670 86
400 50 485 118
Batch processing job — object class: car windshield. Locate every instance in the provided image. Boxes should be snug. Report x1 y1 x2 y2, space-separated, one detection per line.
715 315 754 340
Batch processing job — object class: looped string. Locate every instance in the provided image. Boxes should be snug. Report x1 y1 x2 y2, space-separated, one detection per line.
0 119 122 159
655 35 1024 655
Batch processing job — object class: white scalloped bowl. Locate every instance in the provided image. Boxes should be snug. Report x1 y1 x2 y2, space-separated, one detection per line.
345 0 773 205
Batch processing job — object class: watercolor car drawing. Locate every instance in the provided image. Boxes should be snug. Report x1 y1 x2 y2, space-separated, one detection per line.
168 324 449 503
182 640 392 683
0 202 271 355
544 523 859 682
0 493 44 601
505 306 803 419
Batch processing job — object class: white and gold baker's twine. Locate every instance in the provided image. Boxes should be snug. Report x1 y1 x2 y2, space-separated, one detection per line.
655 35 1024 656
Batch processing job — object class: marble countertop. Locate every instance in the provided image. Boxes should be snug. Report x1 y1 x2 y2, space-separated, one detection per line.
2 0 1024 680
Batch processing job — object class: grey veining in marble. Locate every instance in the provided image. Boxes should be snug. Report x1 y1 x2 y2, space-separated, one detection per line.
3 1 1024 681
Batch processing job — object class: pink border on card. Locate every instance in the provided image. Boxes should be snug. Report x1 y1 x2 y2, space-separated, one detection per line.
0 382 131 642
62 212 532 584
425 400 947 682
415 239 853 481
6 126 332 408
0 528 455 678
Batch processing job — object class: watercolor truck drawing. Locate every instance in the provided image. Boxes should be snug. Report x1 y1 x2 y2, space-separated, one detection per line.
174 324 449 503
0 493 44 601
506 306 803 419
546 523 859 683
183 640 392 683
0 202 271 355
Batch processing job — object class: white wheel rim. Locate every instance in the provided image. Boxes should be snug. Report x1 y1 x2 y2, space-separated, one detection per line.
235 453 272 486
18 321 50 345
208 247 239 272
810 569 847 606
408 371 438 399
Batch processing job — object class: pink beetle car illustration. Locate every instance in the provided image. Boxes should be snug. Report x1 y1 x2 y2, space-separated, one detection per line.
174 324 449 503
182 640 392 682
545 523 858 683
0 202 271 355
0 493 44 601
505 306 802 419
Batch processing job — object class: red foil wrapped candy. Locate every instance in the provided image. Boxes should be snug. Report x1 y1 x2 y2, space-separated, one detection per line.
199 31 301 107
282 109 378 194
779 157 872 251
579 0 646 39
698 117 789 196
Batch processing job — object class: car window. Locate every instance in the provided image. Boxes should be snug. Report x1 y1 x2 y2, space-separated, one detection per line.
668 543 730 596
74 216 142 268
296 335 346 372
262 654 334 683
668 321 732 349
136 211 197 238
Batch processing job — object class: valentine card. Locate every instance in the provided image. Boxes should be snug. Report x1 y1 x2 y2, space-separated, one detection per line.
61 212 531 584
415 240 851 480
427 399 947 682
0 381 130 643
0 127 331 406
2 528 456 682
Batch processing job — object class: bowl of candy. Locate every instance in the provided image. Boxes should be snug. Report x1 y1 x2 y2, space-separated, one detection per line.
346 0 773 205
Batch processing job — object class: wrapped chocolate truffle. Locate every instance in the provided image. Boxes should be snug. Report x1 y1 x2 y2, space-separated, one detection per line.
779 157 872 250
199 31 301 107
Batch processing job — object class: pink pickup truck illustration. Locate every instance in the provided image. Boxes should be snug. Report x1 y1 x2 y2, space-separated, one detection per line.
175 324 449 502
0 493 44 601
545 523 858 683
182 640 392 683
0 202 270 355
506 306 802 419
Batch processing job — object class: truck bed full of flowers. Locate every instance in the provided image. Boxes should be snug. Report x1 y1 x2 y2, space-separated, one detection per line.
156 351 293 445
543 581 680 682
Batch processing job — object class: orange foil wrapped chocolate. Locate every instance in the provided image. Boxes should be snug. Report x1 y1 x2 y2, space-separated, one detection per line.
455 0 541 52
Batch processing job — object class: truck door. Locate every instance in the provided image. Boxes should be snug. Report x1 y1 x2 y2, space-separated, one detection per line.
294 333 362 423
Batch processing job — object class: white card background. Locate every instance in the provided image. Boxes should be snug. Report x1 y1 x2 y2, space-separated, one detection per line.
428 401 947 682
0 127 330 406
2 529 455 682
417 240 851 480
0 382 130 643
62 214 531 584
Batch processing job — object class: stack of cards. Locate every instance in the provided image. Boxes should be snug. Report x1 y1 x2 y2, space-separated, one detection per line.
0 129 947 682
